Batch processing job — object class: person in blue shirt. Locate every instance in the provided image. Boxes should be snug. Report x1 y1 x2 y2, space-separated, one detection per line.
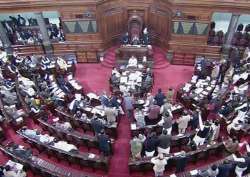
154 89 166 107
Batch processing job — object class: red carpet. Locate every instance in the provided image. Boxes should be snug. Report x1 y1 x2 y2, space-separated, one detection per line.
75 48 194 177
0 47 196 177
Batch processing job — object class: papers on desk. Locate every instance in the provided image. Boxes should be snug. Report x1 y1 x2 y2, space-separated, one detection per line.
120 85 128 92
84 107 92 112
171 105 182 111
87 93 99 100
88 153 96 159
131 123 137 130
207 85 212 90
129 73 137 81
194 96 199 101
138 64 143 69
120 76 128 83
202 91 209 95
91 107 105 117
137 99 145 104
190 169 198 175
6 160 24 171
195 88 203 94
174 152 183 156
183 83 192 92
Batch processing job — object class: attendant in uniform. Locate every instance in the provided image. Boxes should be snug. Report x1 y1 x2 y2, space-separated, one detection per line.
127 56 138 67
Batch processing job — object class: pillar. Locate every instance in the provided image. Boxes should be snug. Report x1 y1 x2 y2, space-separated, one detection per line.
0 22 12 54
222 14 240 56
34 12 53 54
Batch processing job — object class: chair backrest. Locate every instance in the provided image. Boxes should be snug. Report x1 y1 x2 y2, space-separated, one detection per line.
128 15 143 41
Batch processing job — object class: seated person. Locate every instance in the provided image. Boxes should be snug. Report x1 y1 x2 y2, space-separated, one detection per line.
110 73 120 87
66 74 82 91
52 140 77 152
56 75 72 94
127 56 138 67
3 162 26 177
68 93 85 113
235 162 247 177
199 164 219 177
131 36 140 45
55 120 72 131
56 57 67 71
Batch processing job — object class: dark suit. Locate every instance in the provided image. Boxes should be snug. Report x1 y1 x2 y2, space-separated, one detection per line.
217 163 233 177
154 92 166 106
97 134 111 156
174 155 188 173
91 118 104 135
157 134 171 149
143 136 158 153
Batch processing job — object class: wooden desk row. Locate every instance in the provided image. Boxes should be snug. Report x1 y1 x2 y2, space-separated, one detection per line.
174 155 234 177
37 117 100 150
55 108 118 138
17 130 109 172
129 142 226 173
0 144 99 177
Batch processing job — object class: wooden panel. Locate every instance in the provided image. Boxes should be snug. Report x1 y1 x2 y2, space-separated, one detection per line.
98 5 127 46
148 4 171 47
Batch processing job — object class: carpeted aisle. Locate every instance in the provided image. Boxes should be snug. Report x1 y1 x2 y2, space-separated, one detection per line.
108 116 131 177
0 48 194 177
74 48 194 177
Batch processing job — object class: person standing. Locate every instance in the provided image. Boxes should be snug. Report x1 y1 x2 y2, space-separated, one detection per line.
151 154 169 177
97 130 111 156
154 89 166 107
123 92 134 119
157 129 171 154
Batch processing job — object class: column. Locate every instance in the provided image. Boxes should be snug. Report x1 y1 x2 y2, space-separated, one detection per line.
35 12 53 54
0 22 12 54
222 14 240 56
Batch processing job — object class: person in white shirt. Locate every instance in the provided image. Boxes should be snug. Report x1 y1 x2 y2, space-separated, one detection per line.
151 153 169 177
235 162 247 177
3 164 26 177
128 56 138 67
176 112 191 134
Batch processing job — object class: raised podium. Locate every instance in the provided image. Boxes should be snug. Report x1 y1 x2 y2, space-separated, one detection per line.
115 45 153 61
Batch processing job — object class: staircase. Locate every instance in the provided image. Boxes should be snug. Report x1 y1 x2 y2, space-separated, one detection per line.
101 46 170 69
101 47 117 68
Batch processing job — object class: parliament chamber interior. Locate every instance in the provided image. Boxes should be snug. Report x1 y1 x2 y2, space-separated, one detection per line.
0 0 249 177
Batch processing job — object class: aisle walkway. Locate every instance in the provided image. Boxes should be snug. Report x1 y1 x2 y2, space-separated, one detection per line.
108 117 131 177
75 48 194 177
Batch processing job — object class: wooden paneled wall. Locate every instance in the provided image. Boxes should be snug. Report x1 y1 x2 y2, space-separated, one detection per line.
2 0 250 63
